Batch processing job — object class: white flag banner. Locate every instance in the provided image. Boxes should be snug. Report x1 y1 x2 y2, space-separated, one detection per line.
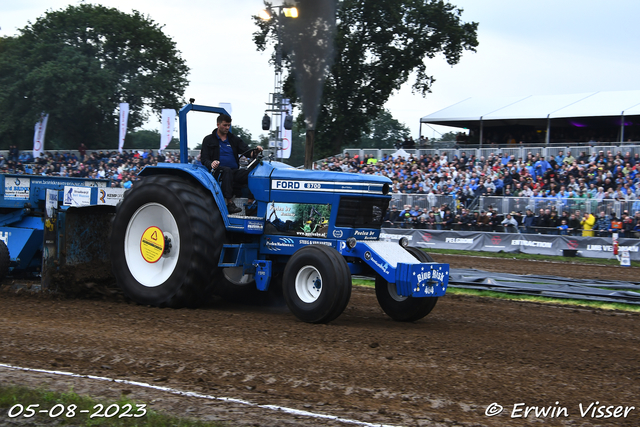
279 99 292 159
160 109 176 151
33 113 49 158
118 103 129 153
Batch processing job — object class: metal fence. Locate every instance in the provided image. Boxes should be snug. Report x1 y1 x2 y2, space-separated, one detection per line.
386 193 640 218
389 193 456 211
477 196 640 217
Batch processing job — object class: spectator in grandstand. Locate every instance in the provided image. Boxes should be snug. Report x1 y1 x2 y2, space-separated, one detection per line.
608 214 623 236
398 204 411 218
535 208 551 232
520 209 535 234
458 208 475 231
441 207 454 230
382 205 400 228
425 211 438 229
557 219 569 235
9 145 19 162
631 211 640 238
486 208 499 231
603 187 615 200
493 174 504 195
580 212 596 237
474 179 488 196
622 212 634 237
594 211 611 237
556 186 571 202
409 205 422 217
534 157 552 179
78 143 87 162
521 184 534 197
563 151 576 165
18 151 33 163
568 212 581 236
501 213 519 233
548 210 560 234
398 210 413 228
577 151 590 164
475 210 489 232
451 213 462 230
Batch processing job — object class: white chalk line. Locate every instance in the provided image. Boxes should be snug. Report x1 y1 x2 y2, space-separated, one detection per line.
0 363 400 427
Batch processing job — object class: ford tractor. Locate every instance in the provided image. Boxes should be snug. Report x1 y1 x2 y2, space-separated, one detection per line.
109 103 450 323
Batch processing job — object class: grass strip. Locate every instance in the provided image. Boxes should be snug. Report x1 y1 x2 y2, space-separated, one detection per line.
0 384 223 426
351 280 640 313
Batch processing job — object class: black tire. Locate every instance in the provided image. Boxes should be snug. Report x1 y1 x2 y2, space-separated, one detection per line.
283 245 352 323
375 246 438 322
0 240 9 283
407 247 434 263
110 175 224 308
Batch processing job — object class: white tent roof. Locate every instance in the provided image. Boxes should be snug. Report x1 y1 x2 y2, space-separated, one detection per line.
391 148 410 159
421 90 640 127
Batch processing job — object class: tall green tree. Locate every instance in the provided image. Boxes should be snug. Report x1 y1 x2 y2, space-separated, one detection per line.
351 109 410 149
253 0 478 158
231 125 257 146
126 130 179 150
0 4 189 150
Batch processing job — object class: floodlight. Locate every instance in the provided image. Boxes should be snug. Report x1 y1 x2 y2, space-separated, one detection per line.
283 7 298 18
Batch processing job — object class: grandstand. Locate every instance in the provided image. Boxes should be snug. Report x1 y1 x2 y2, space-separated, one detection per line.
324 143 640 236
419 90 640 145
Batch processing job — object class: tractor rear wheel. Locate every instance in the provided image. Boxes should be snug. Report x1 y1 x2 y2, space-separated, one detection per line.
375 247 438 322
283 245 351 323
0 240 10 283
110 175 223 308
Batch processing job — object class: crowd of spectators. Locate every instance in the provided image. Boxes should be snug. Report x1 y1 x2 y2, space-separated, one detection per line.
0 148 187 189
381 203 640 238
320 149 640 202
3 144 640 237
320 148 640 236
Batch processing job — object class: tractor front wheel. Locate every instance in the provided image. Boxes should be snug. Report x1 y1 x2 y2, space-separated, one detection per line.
375 247 438 322
283 245 351 323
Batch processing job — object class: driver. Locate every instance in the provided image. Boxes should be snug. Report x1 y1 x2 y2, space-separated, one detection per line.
200 114 263 214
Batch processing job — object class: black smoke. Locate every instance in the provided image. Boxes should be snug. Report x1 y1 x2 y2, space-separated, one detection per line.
281 0 337 130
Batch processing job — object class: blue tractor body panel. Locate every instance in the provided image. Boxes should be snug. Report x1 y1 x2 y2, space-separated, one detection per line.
0 174 117 276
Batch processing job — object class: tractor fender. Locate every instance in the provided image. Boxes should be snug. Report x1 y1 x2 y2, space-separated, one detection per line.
137 164 229 225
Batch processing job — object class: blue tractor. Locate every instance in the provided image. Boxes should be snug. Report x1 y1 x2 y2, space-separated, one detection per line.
109 103 450 323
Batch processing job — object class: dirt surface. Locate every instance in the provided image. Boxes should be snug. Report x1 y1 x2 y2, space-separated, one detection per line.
1 257 640 427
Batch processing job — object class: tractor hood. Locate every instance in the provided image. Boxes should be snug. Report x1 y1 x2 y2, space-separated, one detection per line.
251 160 391 197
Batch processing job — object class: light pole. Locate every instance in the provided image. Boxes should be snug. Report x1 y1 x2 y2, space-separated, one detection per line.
260 5 297 161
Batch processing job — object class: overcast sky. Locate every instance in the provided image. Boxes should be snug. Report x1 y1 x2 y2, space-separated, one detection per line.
3 0 640 148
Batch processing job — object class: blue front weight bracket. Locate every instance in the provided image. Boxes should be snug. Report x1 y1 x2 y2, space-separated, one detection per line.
338 240 449 298
395 262 449 298
254 260 272 291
